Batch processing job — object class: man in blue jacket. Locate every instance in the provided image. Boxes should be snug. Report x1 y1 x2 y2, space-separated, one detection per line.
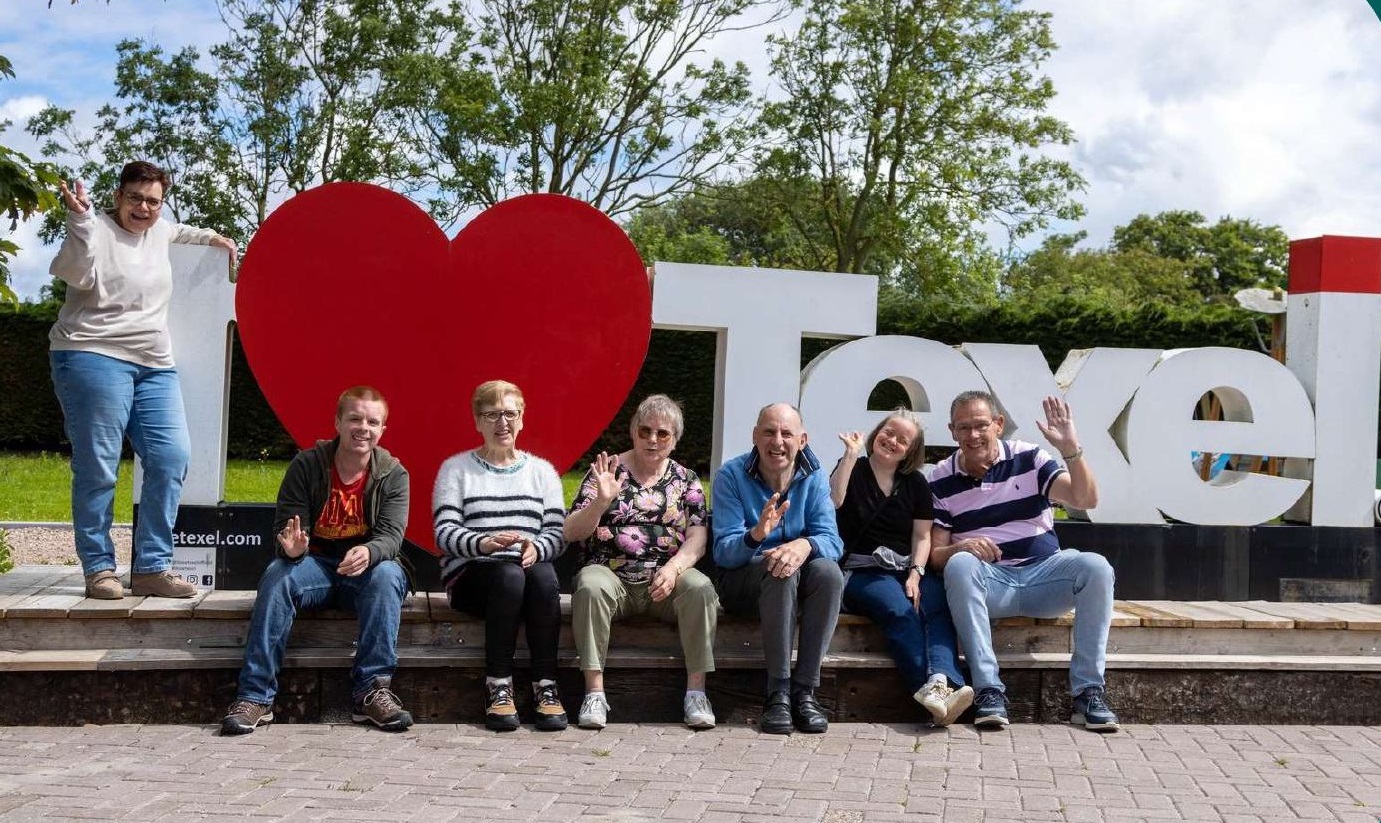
713 403 844 734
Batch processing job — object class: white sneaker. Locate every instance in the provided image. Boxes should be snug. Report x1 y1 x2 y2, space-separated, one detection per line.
915 680 975 727
684 692 716 730
577 692 610 729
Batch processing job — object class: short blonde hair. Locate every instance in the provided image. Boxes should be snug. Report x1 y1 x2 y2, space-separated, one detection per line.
471 380 525 415
866 408 924 474
629 394 685 440
336 385 388 421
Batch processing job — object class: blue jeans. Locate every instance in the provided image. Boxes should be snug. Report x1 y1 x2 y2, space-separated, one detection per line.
237 555 408 703
49 350 190 575
843 569 965 694
944 549 1114 695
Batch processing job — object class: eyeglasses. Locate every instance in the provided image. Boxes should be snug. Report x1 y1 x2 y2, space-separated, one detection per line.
951 420 994 434
636 425 675 441
478 409 521 423
122 192 164 209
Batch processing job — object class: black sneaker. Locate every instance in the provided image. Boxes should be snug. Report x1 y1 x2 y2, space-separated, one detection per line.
351 678 413 732
221 700 273 735
532 681 568 732
1071 686 1120 732
973 687 1009 728
760 690 793 735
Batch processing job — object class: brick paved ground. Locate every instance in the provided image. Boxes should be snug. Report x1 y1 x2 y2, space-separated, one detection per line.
0 723 1378 822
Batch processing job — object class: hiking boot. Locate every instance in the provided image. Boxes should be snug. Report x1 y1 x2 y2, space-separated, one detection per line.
791 690 828 734
1071 686 1120 733
532 681 568 731
684 692 716 730
130 570 196 598
915 679 975 727
351 678 413 732
973 687 1010 728
221 700 273 735
485 681 520 732
760 690 792 735
577 692 610 730
84 570 124 600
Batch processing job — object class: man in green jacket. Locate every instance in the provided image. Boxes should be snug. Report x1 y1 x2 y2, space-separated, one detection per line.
221 386 413 734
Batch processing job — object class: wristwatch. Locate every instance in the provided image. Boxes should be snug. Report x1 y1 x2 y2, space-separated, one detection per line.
909 564 925 575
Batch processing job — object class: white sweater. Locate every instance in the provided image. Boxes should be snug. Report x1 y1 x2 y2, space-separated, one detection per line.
49 208 219 369
432 450 566 587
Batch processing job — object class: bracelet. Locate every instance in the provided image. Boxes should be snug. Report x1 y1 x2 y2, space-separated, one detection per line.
1062 447 1084 462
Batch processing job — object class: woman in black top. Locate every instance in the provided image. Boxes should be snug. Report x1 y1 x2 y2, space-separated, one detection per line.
829 409 973 726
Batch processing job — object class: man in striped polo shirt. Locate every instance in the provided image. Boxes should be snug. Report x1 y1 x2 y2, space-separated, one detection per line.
929 390 1119 732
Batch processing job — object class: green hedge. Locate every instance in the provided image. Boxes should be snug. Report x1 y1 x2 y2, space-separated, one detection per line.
0 295 1275 472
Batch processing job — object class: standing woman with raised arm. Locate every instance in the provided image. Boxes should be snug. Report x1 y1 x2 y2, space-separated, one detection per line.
49 161 237 600
830 409 974 726
433 380 568 732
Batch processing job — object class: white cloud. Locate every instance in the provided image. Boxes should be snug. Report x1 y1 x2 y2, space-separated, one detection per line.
0 94 49 123
1026 0 1381 250
7 215 54 302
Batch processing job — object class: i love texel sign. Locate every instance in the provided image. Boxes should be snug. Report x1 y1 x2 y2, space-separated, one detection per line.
152 184 1381 553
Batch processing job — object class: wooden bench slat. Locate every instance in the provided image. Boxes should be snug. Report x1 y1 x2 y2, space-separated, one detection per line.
193 590 257 618
1235 601 1347 629
5 593 88 618
1131 601 1243 628
1035 606 1141 627
1116 602 1193 628
1179 601 1295 629
130 591 208 618
0 649 106 671
1312 602 1381 630
68 597 140 618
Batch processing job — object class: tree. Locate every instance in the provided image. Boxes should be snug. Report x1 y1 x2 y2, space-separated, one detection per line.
1003 230 1201 306
28 39 242 243
625 177 821 268
27 1 439 300
1111 210 1288 300
756 0 1084 285
211 0 434 226
400 0 779 224
0 54 61 303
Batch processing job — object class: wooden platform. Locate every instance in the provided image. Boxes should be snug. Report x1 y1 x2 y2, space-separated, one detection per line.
2 567 1379 726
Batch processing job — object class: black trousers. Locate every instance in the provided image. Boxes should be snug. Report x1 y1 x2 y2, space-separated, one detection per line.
449 561 561 681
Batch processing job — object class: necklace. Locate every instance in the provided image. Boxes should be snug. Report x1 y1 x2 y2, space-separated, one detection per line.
473 450 527 474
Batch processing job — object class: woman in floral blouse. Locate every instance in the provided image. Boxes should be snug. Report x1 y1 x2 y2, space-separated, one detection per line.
565 394 719 730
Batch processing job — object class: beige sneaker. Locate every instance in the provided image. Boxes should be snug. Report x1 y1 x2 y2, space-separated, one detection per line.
130 570 197 598
84 570 124 600
915 679 975 727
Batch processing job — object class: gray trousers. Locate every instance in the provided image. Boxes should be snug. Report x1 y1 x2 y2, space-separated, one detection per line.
715 557 844 690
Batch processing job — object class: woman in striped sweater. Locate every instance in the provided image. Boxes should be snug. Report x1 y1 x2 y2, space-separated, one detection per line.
433 380 568 731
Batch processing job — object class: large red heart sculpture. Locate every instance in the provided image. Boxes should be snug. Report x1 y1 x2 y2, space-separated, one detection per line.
235 184 651 553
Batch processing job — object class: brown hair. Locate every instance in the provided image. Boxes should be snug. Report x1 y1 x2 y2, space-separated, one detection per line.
117 160 172 193
336 385 388 421
866 408 925 474
471 380 525 415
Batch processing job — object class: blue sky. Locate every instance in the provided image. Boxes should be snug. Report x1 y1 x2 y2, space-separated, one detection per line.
4 0 1381 301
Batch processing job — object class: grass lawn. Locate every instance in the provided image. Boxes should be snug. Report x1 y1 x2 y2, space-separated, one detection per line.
1 451 591 523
